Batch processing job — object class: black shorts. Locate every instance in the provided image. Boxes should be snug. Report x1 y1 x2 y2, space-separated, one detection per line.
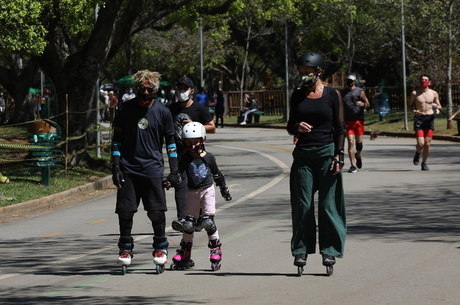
414 115 434 131
115 174 166 213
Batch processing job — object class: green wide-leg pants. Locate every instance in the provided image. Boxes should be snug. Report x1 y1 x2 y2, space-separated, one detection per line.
290 143 346 258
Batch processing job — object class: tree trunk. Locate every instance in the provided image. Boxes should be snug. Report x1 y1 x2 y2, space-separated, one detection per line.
240 17 252 110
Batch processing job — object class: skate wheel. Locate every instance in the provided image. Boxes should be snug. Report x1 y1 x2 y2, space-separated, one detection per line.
121 265 128 275
297 266 304 277
326 265 333 276
156 264 165 274
211 263 221 271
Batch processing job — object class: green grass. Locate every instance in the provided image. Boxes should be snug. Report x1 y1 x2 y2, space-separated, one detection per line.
0 165 108 207
365 111 458 136
224 111 459 136
1 124 111 207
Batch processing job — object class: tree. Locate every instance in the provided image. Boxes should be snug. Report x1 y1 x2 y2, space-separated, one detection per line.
0 0 235 166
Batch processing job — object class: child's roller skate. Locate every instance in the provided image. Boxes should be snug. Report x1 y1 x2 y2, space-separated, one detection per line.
208 239 222 271
170 241 194 270
117 237 134 275
152 238 169 274
322 253 335 276
293 253 307 277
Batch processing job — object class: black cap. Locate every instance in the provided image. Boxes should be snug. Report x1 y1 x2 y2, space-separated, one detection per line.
176 77 194 88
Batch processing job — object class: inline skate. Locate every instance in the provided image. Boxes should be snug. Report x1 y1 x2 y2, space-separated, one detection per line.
293 253 307 277
117 237 134 275
170 241 195 270
152 239 169 274
322 254 335 276
208 239 222 271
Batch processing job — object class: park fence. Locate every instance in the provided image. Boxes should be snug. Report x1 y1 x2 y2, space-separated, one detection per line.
224 84 460 117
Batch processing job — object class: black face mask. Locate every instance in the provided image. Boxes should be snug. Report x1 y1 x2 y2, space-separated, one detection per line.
138 93 156 106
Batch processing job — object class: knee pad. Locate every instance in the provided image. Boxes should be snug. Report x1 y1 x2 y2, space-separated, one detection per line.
182 215 197 234
147 210 165 224
202 215 217 236
356 142 363 152
118 236 134 250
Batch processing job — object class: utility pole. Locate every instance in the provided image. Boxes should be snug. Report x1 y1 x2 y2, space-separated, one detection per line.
401 0 409 130
285 19 290 122
199 17 204 88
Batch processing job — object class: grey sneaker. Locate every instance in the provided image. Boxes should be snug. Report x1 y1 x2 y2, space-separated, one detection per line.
348 166 357 173
421 163 429 171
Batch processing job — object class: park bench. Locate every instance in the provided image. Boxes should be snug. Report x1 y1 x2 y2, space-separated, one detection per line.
238 110 265 124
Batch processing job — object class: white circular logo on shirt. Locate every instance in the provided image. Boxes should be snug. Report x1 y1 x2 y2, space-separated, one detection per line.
138 118 149 129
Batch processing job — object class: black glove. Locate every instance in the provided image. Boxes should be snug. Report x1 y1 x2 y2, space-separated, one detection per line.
112 164 124 187
220 186 232 201
167 172 182 187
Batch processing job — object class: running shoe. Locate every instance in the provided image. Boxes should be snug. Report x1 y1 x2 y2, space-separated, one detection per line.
421 163 429 171
348 166 357 173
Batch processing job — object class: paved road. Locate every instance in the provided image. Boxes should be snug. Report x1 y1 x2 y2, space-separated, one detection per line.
1 127 459 305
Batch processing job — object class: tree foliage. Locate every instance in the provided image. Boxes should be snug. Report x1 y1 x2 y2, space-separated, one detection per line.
0 0 459 155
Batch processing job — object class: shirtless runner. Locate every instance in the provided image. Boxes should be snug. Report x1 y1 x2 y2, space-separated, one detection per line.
408 74 442 171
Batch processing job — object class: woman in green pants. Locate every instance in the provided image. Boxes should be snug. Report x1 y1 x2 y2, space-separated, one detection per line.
287 52 346 272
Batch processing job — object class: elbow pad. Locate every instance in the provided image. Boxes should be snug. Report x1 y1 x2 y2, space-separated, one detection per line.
213 173 226 187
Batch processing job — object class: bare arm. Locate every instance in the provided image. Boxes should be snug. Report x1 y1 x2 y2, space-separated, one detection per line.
408 91 416 109
433 91 441 110
359 90 370 108
204 120 216 134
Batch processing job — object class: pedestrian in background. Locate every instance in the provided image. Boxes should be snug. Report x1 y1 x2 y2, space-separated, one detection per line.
214 90 225 128
408 74 441 171
341 74 370 173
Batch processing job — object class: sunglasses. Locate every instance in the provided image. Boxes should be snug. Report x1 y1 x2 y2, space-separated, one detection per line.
137 86 156 93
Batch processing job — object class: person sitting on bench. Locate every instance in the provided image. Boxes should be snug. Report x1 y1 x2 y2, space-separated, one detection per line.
240 93 258 125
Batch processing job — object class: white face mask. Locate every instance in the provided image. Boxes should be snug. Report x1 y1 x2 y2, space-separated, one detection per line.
177 89 191 102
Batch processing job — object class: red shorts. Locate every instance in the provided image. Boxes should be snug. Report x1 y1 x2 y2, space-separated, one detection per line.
345 120 365 136
415 129 433 138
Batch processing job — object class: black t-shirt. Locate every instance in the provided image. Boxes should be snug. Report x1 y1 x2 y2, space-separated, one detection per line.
179 153 220 189
112 98 175 178
169 101 212 124
287 86 343 148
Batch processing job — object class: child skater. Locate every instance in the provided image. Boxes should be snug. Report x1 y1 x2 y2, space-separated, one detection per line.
167 122 232 271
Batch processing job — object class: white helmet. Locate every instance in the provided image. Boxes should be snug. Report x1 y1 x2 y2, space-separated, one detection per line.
182 122 206 140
